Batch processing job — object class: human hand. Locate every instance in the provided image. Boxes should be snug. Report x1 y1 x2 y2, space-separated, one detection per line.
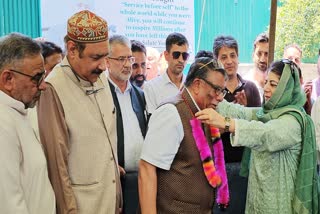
303 81 313 100
234 90 247 106
195 108 225 128
119 165 126 177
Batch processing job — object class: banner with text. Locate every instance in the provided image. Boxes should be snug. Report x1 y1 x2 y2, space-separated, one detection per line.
41 0 194 57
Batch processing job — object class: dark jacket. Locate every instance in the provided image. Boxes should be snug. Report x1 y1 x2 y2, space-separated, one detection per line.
223 74 261 162
108 81 148 214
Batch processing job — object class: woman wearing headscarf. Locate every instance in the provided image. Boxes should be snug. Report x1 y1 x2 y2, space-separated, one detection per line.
196 59 319 214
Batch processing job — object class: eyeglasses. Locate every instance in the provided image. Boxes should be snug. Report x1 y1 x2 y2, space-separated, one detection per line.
172 51 190 61
108 56 135 65
132 62 146 69
200 77 227 98
9 69 46 87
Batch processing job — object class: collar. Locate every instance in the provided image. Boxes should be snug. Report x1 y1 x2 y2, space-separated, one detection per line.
107 75 132 94
60 58 104 95
60 57 94 87
185 87 201 112
181 87 200 116
0 90 27 115
163 70 186 89
236 74 247 89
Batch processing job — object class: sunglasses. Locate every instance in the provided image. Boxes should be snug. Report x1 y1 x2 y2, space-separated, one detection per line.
9 69 46 87
132 62 146 70
172 51 190 61
200 77 227 98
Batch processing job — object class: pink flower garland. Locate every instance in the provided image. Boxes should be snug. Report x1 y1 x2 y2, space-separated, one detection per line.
190 118 229 208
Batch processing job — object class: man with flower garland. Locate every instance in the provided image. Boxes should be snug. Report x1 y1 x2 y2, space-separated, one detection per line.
139 57 229 213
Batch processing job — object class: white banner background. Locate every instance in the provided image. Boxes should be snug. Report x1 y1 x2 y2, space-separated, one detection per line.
41 0 194 58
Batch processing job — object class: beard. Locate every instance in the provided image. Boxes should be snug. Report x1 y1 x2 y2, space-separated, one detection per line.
258 62 268 72
130 74 146 88
25 91 41 109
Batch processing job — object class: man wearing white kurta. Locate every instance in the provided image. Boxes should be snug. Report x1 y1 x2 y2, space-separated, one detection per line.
0 33 55 214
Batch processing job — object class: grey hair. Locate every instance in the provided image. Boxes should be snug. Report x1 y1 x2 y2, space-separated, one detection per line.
0 33 41 72
108 34 131 56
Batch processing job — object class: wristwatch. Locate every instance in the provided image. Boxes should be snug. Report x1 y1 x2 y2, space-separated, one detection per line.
224 117 231 133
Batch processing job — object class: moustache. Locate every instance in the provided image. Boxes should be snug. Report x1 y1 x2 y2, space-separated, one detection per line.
130 74 146 87
92 69 103 75
132 74 146 81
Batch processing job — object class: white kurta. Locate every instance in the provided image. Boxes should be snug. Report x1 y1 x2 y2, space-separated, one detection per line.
0 91 55 214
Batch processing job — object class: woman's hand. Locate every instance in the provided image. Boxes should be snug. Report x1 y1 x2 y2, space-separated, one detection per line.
195 108 225 129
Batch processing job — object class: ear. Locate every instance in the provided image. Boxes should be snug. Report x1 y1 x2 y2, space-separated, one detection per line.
192 78 201 95
1 70 14 91
67 40 77 58
164 50 170 61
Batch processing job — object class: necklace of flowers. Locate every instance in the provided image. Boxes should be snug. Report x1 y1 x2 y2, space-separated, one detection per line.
182 91 229 209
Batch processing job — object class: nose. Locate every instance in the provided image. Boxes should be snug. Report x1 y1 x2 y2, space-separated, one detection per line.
225 56 233 64
216 93 224 102
136 65 142 74
263 82 271 92
124 58 133 68
38 80 47 91
98 58 107 71
260 54 267 63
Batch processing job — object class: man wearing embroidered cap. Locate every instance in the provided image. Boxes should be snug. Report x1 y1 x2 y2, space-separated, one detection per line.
38 10 121 214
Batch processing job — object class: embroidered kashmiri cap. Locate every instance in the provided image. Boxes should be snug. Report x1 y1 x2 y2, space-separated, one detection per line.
67 10 108 43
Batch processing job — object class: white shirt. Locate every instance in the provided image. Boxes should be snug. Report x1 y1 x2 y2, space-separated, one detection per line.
141 104 184 170
140 88 197 170
244 68 264 103
144 71 186 113
109 78 144 172
0 91 56 214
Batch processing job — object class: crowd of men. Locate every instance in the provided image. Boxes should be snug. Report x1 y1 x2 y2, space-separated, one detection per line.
0 9 319 214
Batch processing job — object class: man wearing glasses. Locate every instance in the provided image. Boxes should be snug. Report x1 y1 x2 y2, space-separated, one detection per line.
139 57 227 213
0 33 55 213
130 40 147 88
144 32 190 113
106 35 148 214
37 10 121 214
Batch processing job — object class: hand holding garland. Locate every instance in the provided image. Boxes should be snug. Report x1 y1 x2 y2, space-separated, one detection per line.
195 108 236 133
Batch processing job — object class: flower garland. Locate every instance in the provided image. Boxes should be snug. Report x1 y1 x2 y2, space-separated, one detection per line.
190 118 229 209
